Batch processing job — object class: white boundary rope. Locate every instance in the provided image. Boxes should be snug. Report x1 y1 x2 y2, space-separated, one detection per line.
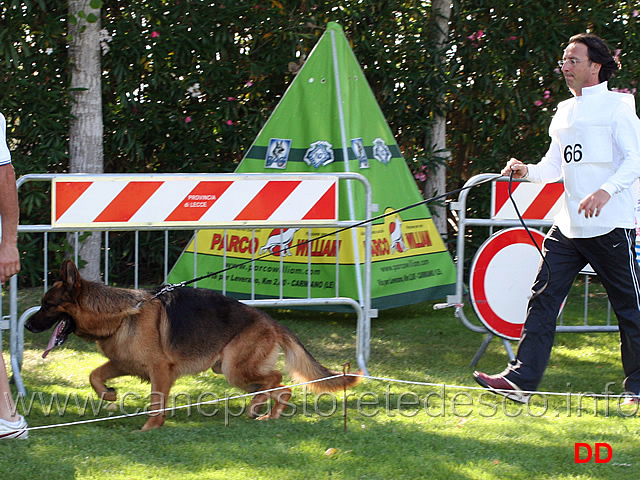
21 372 638 432
25 375 343 431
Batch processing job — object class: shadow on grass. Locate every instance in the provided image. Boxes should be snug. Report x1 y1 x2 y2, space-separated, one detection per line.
3 408 631 480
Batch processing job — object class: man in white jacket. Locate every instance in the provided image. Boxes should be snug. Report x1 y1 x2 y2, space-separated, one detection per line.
474 33 640 404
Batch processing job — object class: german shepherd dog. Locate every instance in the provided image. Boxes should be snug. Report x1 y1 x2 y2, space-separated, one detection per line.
25 260 361 430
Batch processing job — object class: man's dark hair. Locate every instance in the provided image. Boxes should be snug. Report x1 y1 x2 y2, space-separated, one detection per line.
569 33 618 83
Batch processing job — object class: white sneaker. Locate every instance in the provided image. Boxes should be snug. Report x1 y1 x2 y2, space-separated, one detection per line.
0 415 28 439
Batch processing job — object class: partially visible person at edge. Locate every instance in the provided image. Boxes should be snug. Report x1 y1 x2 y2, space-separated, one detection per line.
0 111 27 439
474 33 640 405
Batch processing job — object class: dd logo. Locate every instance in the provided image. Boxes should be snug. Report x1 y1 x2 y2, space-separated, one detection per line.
574 443 612 463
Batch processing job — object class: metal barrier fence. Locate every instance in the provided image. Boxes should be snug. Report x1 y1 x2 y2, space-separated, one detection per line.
447 173 617 365
3 172 375 395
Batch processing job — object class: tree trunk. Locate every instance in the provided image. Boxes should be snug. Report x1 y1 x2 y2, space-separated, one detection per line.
424 0 452 237
68 0 103 281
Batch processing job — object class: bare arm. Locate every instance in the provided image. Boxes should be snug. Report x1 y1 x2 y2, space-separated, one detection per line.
0 163 20 283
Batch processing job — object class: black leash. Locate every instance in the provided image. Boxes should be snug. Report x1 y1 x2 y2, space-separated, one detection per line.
147 174 502 301
506 170 551 300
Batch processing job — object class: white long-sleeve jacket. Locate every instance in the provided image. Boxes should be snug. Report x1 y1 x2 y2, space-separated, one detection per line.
527 82 640 238
0 114 11 166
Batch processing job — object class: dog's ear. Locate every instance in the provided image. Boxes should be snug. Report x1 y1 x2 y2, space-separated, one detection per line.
59 260 82 292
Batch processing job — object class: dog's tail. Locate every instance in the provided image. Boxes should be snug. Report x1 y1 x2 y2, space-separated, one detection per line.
278 325 362 393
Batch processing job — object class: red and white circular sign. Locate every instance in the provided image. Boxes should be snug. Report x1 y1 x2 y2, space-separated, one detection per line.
469 227 546 340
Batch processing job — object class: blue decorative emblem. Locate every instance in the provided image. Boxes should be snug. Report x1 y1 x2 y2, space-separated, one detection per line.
303 140 334 168
265 138 291 169
351 138 369 169
373 137 392 165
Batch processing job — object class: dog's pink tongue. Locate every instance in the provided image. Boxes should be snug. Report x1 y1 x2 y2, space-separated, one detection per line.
43 322 65 359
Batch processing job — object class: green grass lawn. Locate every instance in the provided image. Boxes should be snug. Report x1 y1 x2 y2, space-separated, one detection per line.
1 281 638 479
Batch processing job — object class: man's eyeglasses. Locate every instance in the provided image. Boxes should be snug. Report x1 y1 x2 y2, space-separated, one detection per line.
558 58 589 68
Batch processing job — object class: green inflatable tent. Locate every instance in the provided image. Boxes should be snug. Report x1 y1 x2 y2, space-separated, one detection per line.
168 22 456 310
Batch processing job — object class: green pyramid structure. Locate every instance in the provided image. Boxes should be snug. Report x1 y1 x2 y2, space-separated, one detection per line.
168 22 456 309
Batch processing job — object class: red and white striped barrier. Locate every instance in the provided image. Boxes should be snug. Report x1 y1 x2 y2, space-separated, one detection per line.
492 181 563 220
53 176 338 227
